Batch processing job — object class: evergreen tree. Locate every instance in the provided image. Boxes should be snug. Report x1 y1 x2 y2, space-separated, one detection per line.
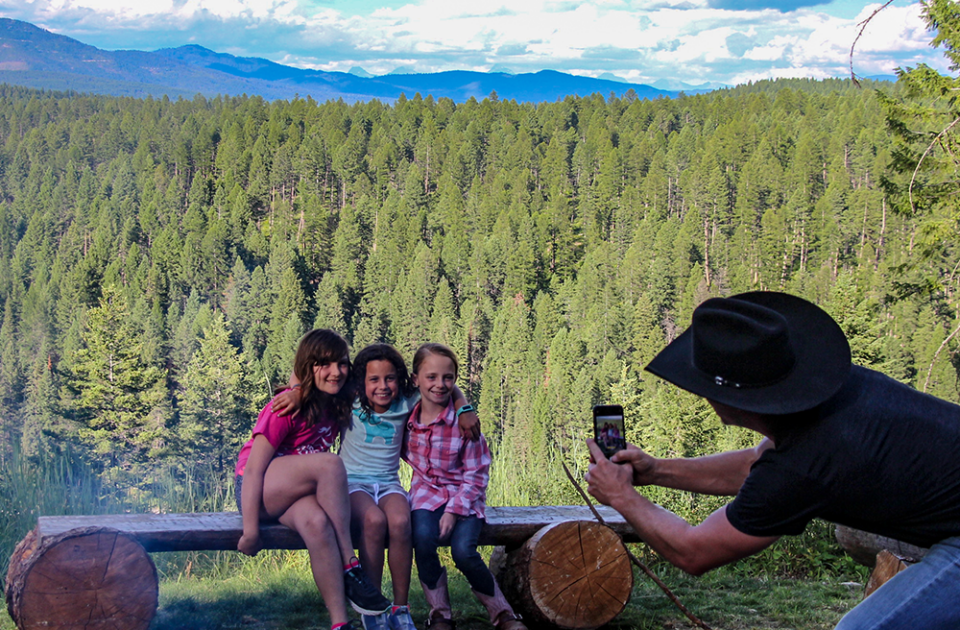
178 313 247 475
67 285 170 479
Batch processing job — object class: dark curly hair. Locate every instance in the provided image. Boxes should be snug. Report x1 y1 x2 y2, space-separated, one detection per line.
353 343 415 415
292 329 355 429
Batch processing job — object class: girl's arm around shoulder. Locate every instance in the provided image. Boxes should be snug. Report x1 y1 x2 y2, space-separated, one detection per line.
451 384 480 441
271 382 303 416
238 434 277 556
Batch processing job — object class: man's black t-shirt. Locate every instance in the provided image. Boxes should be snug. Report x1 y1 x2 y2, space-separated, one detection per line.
726 366 960 548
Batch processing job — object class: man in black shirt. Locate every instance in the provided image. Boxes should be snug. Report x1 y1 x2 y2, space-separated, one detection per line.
585 292 960 629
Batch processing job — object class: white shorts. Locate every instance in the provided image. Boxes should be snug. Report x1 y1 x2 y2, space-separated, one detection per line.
348 479 407 503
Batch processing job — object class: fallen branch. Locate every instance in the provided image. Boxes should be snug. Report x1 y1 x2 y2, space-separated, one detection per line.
561 461 713 630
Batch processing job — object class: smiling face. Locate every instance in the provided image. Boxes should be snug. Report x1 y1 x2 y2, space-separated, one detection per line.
364 359 400 413
313 355 350 395
412 352 456 408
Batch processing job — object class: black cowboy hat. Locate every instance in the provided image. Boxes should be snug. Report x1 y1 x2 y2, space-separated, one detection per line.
645 292 851 415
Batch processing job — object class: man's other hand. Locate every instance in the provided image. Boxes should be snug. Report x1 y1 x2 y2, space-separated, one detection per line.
610 444 658 486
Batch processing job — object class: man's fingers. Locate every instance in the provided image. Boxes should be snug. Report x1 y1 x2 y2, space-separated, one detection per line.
586 438 608 462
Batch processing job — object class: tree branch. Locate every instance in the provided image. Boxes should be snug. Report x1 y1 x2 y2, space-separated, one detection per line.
849 0 896 87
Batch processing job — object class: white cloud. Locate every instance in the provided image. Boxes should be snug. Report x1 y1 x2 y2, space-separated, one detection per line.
2 0 950 85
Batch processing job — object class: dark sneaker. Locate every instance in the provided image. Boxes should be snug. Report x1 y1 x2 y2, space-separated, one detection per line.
362 612 391 630
343 566 391 615
389 606 417 630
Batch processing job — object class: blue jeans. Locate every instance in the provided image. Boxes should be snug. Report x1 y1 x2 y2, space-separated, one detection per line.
836 536 960 629
411 506 495 596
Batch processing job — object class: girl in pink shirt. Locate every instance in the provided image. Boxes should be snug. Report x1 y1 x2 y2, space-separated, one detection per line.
235 329 390 630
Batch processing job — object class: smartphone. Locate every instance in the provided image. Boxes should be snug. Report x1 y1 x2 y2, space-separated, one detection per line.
593 404 626 459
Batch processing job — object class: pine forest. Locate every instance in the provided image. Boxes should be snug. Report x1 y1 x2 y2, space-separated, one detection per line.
0 67 958 579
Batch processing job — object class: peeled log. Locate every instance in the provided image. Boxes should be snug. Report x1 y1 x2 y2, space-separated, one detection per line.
5 526 158 630
491 521 633 630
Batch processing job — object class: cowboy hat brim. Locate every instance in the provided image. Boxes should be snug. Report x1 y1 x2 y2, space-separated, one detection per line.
644 292 851 415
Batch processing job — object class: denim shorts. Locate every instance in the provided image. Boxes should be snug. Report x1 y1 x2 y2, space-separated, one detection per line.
234 474 244 514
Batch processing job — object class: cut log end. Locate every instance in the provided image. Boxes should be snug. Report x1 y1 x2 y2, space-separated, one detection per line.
864 549 915 599
6 526 158 630
492 520 633 630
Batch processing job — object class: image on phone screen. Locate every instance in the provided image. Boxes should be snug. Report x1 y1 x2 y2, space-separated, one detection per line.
594 404 626 458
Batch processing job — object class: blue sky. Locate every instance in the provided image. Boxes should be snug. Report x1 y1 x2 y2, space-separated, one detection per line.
0 0 948 86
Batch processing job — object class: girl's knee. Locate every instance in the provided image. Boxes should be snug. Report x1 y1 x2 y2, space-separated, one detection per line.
413 533 439 556
317 452 346 476
450 541 482 568
388 511 411 538
364 507 388 536
302 506 332 533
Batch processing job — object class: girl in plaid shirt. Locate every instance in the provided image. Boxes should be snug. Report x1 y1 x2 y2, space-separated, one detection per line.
404 343 526 630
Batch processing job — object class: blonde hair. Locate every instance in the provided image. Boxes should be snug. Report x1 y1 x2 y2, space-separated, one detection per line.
412 342 459 378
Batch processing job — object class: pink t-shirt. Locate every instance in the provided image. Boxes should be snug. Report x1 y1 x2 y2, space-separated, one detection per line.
235 397 341 476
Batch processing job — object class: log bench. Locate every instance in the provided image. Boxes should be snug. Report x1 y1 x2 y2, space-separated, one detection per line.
6 506 641 630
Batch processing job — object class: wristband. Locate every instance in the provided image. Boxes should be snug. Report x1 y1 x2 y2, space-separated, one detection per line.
290 383 301 390
455 404 474 419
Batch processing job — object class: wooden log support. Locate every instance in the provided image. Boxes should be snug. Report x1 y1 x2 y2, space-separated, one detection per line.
5 506 640 630
834 525 927 567
6 526 157 630
491 521 634 630
863 549 915 599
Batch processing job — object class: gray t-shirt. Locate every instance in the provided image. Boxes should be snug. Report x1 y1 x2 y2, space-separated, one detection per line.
339 392 419 484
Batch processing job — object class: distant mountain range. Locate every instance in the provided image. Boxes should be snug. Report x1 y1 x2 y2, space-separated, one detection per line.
0 18 712 103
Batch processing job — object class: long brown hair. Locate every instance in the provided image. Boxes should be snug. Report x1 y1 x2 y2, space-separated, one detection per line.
293 329 354 428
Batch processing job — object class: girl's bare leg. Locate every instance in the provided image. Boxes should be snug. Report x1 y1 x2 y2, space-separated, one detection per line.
380 492 412 606
278 495 350 625
351 491 388 588
263 452 356 563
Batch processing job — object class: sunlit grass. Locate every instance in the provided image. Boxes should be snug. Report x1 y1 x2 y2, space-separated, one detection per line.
0 552 863 630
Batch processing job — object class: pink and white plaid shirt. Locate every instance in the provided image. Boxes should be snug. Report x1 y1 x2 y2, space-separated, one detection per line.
403 398 491 518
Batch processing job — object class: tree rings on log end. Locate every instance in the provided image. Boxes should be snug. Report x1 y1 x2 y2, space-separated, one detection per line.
493 520 633 630
6 525 158 630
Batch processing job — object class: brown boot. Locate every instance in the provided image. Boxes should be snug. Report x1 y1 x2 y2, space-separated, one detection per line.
427 614 455 630
472 581 524 629
493 611 527 630
420 568 453 629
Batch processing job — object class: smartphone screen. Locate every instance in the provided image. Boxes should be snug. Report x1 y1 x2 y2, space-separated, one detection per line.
593 404 626 458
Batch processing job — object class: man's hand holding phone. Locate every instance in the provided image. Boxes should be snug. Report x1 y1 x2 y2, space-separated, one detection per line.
585 438 635 508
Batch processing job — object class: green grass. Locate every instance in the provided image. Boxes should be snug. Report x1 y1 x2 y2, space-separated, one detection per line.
0 548 865 630
150 558 863 630
1 448 866 629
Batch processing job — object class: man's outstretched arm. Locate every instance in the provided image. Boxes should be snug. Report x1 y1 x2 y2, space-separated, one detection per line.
587 439 778 575
610 438 773 496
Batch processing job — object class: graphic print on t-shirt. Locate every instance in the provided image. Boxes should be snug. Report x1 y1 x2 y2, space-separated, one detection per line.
363 415 397 445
